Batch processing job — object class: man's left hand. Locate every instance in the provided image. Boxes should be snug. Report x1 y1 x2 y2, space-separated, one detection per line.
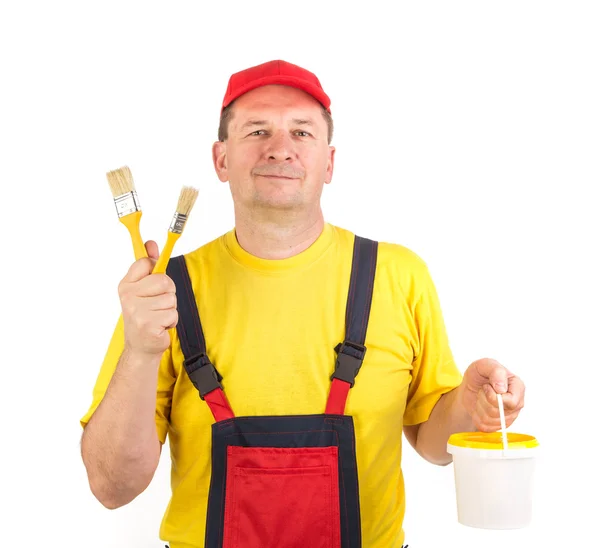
460 358 525 432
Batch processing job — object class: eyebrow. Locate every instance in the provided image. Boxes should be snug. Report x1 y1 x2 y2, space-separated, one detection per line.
239 118 315 131
292 118 315 126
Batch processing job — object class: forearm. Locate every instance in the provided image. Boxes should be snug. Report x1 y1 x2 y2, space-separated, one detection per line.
81 348 162 508
415 385 476 466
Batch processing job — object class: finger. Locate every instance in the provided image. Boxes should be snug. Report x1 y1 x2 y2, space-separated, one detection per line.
502 375 526 411
472 404 497 432
476 386 521 430
502 410 520 428
474 359 509 394
145 240 160 260
166 318 178 330
483 385 521 418
123 256 156 283
474 387 501 429
136 273 176 297
482 383 501 408
160 309 179 330
147 292 178 311
477 386 500 419
477 413 519 432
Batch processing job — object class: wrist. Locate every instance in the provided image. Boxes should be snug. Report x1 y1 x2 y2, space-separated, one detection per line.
122 345 163 369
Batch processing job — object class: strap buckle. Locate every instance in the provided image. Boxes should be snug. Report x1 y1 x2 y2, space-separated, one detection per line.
330 340 367 388
184 353 223 400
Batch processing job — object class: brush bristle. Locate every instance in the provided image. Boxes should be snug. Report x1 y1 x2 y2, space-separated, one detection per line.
106 166 135 197
176 186 199 217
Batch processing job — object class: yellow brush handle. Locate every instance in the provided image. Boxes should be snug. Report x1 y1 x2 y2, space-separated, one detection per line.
119 211 147 260
153 231 180 274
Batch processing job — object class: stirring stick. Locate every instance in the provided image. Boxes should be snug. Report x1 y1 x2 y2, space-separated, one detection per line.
497 393 509 456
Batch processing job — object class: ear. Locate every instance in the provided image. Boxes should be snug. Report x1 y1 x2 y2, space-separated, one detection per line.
325 146 336 185
212 141 229 182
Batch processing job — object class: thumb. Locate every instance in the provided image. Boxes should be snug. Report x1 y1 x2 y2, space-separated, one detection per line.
145 240 159 260
471 358 509 394
486 366 509 394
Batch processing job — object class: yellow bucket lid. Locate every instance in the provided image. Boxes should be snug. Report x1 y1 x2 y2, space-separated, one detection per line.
448 432 539 450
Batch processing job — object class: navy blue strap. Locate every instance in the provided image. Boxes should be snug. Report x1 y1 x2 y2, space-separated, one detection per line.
345 235 378 345
166 256 224 401
166 256 206 358
330 235 378 388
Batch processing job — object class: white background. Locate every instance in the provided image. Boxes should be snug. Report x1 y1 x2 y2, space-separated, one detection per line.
1 1 598 546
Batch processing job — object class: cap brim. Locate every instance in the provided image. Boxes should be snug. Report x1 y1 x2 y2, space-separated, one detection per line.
222 75 331 113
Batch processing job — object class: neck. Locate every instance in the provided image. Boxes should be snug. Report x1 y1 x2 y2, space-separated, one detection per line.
233 206 325 260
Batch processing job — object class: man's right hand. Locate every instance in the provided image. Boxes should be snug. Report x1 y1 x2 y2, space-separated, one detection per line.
118 240 178 357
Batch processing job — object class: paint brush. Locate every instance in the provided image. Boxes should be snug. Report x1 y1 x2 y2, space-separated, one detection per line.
152 186 199 274
106 165 148 260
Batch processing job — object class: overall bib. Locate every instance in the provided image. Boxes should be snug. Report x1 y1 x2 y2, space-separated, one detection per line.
166 235 378 548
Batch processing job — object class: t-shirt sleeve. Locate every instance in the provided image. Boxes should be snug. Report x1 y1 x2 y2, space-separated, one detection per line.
79 314 175 444
403 265 464 426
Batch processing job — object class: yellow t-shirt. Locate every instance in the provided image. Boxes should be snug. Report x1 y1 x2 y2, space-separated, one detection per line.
80 223 463 548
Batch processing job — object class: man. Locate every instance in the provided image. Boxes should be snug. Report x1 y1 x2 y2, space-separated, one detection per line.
81 60 525 548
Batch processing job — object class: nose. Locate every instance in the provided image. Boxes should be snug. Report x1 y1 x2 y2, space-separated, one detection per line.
264 130 294 162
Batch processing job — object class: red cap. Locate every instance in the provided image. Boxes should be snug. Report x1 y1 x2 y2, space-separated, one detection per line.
221 59 331 114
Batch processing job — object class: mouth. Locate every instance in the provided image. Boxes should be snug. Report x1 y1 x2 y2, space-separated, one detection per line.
257 175 298 180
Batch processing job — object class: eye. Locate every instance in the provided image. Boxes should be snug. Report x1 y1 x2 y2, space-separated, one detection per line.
249 130 267 136
295 131 311 137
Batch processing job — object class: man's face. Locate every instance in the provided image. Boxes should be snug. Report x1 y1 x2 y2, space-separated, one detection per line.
213 85 335 213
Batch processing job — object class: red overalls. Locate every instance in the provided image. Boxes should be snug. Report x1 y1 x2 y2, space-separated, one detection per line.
166 235 378 548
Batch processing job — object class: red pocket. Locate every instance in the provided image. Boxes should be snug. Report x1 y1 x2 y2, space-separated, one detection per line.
222 446 341 548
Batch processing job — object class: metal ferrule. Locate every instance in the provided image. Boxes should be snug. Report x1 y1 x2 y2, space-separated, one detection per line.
169 212 188 234
114 191 141 217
